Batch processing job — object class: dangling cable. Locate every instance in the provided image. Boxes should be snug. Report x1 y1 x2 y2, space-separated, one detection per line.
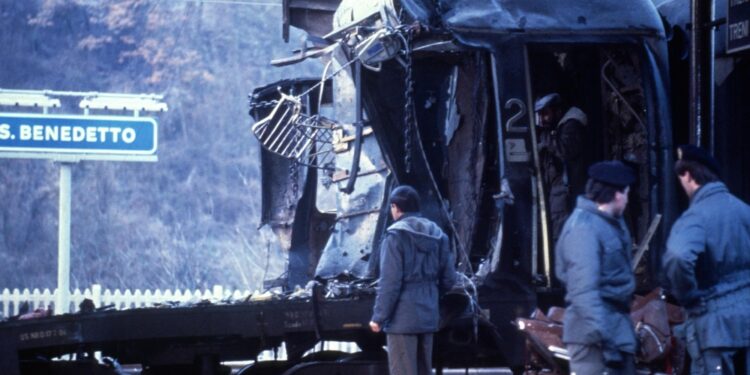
402 29 414 174
399 27 473 276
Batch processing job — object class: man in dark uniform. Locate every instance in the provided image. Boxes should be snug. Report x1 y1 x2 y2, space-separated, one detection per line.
534 93 588 247
555 161 637 374
663 145 750 375
369 185 457 375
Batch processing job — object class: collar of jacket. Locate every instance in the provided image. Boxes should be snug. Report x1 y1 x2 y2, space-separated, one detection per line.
388 213 444 241
557 106 588 127
396 212 421 222
575 195 620 224
690 181 728 205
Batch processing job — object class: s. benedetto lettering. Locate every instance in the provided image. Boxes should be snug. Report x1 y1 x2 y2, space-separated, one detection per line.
0 123 137 144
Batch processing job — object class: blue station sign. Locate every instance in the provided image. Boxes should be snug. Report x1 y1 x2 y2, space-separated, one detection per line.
0 113 157 155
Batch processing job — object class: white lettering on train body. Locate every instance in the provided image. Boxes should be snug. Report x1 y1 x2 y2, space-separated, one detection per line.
729 20 750 41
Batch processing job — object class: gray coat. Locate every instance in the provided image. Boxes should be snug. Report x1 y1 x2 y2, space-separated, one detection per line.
371 214 457 334
555 196 637 353
664 182 750 349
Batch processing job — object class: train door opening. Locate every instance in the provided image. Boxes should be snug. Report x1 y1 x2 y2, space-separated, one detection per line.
525 43 655 289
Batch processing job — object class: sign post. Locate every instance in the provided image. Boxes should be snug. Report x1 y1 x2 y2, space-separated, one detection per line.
0 89 166 314
57 163 71 314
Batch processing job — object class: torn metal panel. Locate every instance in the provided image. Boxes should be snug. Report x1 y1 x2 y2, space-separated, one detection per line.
314 138 388 280
445 53 492 263
314 49 390 280
259 150 309 250
315 173 388 279
251 79 338 288
443 66 461 145
401 0 665 37
250 78 332 233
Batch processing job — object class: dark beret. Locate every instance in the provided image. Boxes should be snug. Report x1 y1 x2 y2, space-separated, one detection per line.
677 144 721 175
588 160 636 187
534 93 562 112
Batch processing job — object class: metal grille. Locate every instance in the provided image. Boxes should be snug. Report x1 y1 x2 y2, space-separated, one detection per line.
251 93 336 170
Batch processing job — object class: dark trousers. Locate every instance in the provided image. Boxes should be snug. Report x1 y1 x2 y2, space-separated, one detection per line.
386 333 433 375
548 183 571 248
682 318 750 374
567 344 635 375
689 348 750 375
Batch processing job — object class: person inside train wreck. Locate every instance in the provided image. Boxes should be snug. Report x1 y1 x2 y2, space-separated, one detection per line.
663 145 750 375
369 185 457 375
534 92 588 250
555 160 637 375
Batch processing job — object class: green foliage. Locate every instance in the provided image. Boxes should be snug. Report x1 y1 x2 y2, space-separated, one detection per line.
0 0 319 291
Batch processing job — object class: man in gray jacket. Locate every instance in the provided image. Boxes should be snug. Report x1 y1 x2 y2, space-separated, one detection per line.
370 185 457 375
555 160 637 375
663 144 750 374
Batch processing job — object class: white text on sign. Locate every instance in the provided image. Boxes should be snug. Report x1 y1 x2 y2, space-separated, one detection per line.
0 124 137 144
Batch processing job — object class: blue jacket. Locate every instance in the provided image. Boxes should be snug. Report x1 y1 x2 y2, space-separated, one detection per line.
371 213 457 334
664 182 750 349
555 197 637 353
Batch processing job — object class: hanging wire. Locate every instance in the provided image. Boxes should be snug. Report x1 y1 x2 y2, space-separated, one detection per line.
397 27 473 276
402 29 415 174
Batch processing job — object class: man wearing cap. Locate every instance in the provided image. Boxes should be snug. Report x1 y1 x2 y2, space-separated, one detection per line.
555 160 637 374
663 145 750 374
534 93 588 248
369 185 457 375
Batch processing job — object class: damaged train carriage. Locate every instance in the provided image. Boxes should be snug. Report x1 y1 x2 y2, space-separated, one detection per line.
0 1 690 374
250 0 677 371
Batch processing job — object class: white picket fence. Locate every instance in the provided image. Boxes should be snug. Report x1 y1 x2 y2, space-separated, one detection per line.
0 284 251 317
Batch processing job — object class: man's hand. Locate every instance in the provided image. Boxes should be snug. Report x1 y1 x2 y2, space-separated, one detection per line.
369 321 381 333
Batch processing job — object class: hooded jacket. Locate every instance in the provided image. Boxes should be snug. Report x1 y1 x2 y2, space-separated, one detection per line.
371 213 457 334
555 196 637 353
664 182 750 349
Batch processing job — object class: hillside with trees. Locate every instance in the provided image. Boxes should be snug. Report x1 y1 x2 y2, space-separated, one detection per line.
0 0 319 291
